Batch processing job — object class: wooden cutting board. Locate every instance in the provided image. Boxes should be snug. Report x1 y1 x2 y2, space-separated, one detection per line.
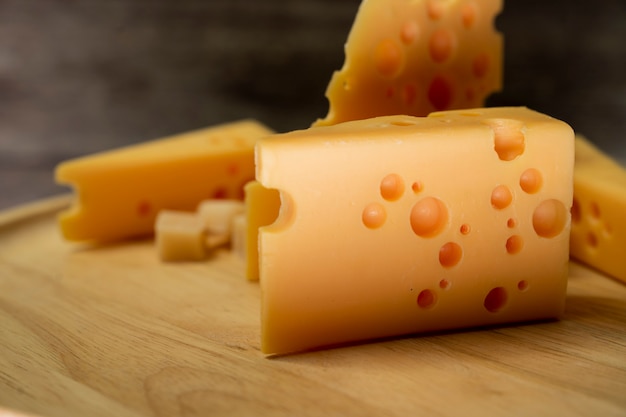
0 195 625 417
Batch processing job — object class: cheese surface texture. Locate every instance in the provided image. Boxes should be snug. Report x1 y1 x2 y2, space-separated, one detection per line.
570 136 626 283
314 0 502 127
257 107 574 355
56 120 273 243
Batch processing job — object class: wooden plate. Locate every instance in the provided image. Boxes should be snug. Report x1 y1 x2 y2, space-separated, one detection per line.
1 196 625 417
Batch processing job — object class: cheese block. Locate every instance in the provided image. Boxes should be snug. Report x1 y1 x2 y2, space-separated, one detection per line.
570 136 626 283
257 107 574 355
56 120 273 243
313 0 503 127
244 181 281 281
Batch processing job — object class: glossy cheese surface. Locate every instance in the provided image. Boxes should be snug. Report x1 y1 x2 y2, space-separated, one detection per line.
570 136 626 283
257 107 574 355
314 0 502 127
56 120 273 243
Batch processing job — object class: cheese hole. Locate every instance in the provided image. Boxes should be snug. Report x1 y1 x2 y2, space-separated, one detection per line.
491 185 513 209
486 119 525 161
212 187 228 199
410 197 448 237
428 76 453 111
571 198 581 224
137 200 152 217
590 202 601 219
532 199 568 238
461 2 477 28
374 38 404 78
429 28 455 63
439 279 450 290
411 181 423 194
472 53 490 78
517 280 528 291
507 218 517 228
520 168 542 194
401 20 419 44
484 287 507 313
439 242 462 268
506 235 524 254
587 232 598 248
380 174 405 201
403 83 417 106
417 289 437 309
362 203 387 229
427 0 445 20
460 223 471 235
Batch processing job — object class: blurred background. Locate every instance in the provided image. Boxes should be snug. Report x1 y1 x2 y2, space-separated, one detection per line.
1 0 625 210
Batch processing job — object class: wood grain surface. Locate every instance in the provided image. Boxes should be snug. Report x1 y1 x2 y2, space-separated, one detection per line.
0 196 625 417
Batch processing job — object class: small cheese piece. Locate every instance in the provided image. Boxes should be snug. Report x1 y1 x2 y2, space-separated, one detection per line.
314 0 503 127
257 107 574 355
197 199 246 235
55 120 273 243
155 210 206 262
244 181 281 281
570 136 626 283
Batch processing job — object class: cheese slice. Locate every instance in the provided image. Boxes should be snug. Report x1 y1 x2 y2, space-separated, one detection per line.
56 120 273 243
257 107 574 355
570 136 626 283
314 0 503 127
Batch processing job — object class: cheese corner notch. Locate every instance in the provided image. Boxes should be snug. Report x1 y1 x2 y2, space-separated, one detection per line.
257 107 574 355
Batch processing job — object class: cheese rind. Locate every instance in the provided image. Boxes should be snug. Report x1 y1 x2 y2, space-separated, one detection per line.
55 120 273 243
314 0 503 127
257 107 574 355
570 136 626 283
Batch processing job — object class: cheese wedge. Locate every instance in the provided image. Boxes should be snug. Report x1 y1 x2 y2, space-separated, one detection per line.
56 120 273 243
257 107 574 355
314 0 503 127
570 136 626 283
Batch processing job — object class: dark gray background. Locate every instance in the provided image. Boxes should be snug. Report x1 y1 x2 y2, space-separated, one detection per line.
1 0 625 210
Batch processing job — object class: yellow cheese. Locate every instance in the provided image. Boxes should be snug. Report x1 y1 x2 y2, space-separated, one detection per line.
55 120 273 243
244 181 281 281
314 0 503 127
570 136 626 283
257 107 574 355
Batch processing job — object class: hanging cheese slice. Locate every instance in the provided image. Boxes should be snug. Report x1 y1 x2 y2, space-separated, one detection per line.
314 0 503 127
570 136 626 284
56 120 273 243
257 107 574 355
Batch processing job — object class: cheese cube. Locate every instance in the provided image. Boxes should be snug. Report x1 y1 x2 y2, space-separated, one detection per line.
257 107 574 355
155 210 206 262
197 199 245 235
314 0 502 126
570 136 626 283
55 120 273 243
